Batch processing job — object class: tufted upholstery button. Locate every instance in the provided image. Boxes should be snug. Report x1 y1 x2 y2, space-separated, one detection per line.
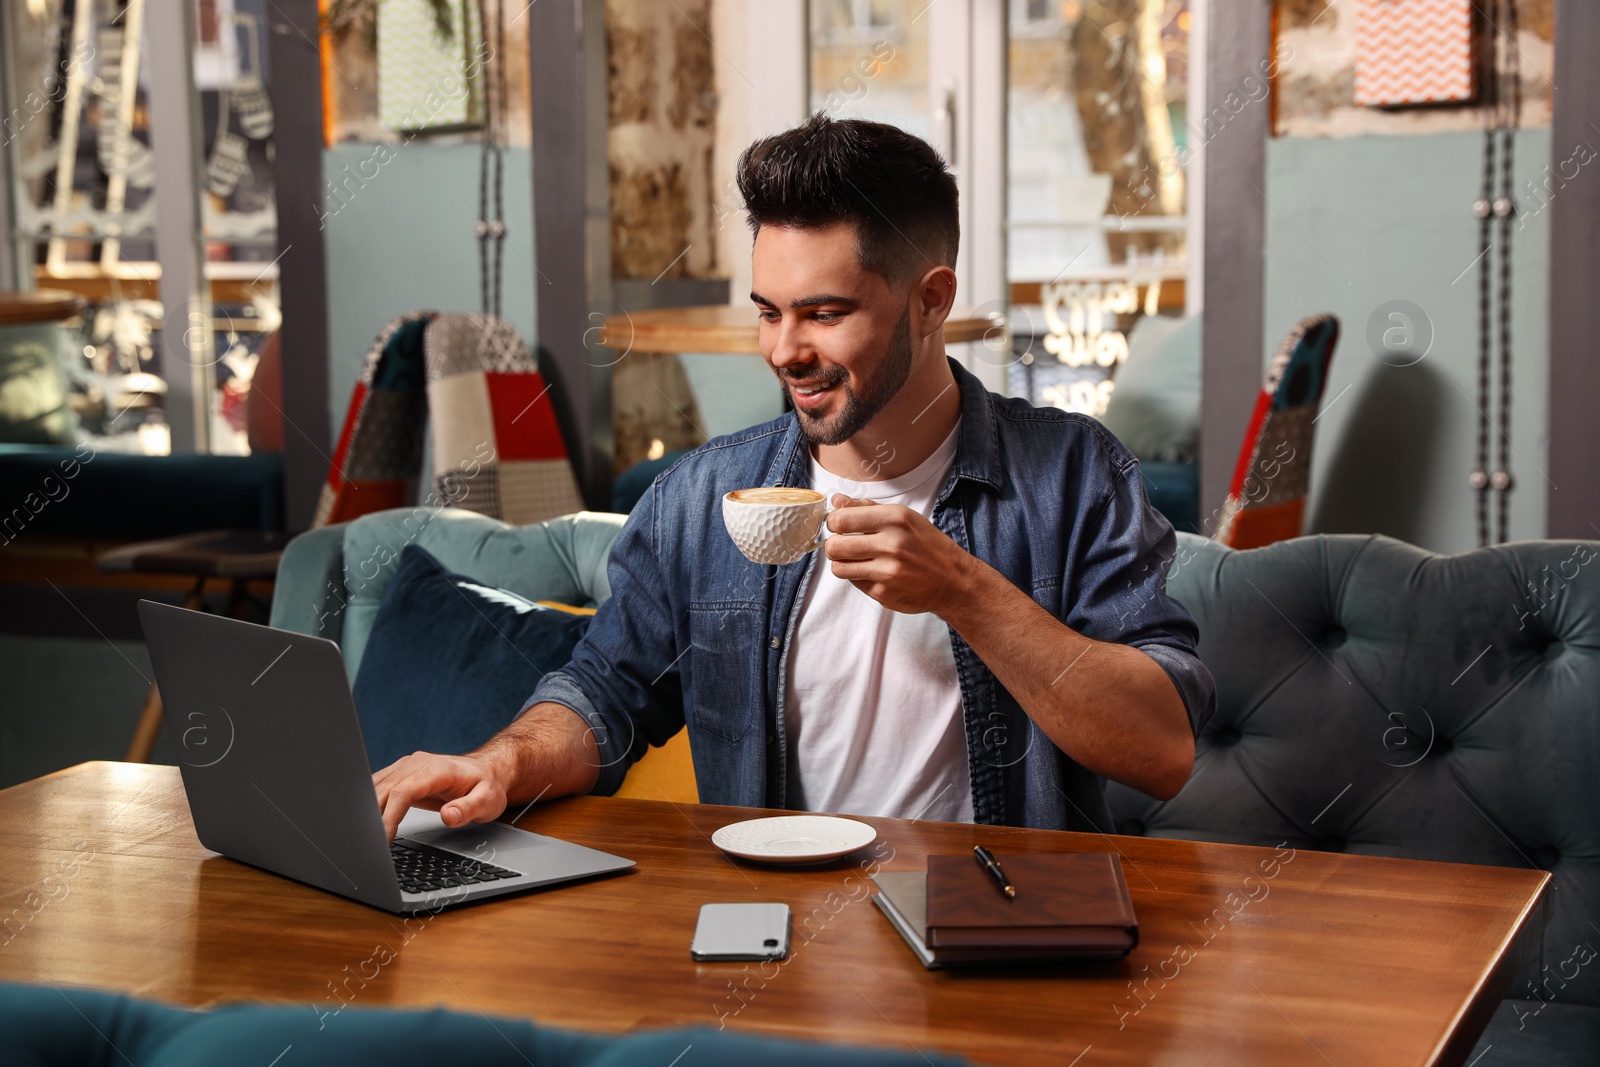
1325 626 1348 649
1430 734 1453 757
1544 639 1565 660
1315 836 1345 853
1212 726 1242 746
1534 845 1560 868
1118 818 1147 836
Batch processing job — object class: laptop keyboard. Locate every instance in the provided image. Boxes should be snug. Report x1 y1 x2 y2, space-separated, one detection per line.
391 840 521 894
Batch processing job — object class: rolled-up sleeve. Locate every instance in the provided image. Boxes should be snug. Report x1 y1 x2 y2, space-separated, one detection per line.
1067 452 1216 739
522 482 687 795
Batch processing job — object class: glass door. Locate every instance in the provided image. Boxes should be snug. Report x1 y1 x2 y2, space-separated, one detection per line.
1004 0 1194 416
807 0 1010 393
809 0 932 139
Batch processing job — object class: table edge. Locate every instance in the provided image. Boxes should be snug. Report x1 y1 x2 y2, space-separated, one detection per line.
1424 868 1552 1066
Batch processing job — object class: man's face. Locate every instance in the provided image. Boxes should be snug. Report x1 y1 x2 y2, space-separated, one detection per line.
751 223 914 447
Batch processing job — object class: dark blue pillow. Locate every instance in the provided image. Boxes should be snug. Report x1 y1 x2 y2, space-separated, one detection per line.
351 545 591 770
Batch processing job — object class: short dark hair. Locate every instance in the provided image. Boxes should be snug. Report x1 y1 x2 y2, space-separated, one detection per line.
736 113 959 286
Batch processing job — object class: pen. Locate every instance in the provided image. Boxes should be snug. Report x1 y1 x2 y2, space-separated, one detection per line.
973 845 1015 898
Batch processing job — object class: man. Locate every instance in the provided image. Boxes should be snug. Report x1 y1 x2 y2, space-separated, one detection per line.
374 114 1213 839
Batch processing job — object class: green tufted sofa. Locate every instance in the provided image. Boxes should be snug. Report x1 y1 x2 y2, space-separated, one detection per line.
274 512 1595 1062
1108 531 1600 1066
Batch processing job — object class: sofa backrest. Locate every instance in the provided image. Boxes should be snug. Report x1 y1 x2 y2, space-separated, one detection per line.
270 507 626 679
1107 532 1600 1007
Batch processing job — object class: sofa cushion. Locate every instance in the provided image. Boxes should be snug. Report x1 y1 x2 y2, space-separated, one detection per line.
0 980 967 1066
1137 460 1198 534
352 545 592 769
0 446 283 540
334 507 625 679
1098 313 1200 464
1108 532 1600 1010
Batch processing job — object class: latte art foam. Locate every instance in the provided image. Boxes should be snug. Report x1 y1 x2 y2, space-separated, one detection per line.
727 488 824 505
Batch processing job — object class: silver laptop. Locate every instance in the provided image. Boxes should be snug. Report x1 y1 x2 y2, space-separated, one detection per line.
138 600 634 914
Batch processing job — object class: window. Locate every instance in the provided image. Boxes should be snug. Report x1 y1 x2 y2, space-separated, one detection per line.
2 0 279 455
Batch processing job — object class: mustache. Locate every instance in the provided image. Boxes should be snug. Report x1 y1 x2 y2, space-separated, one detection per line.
778 367 848 387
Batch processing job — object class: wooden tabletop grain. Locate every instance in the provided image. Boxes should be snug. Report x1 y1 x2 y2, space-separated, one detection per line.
599 304 1002 354
0 763 1547 1067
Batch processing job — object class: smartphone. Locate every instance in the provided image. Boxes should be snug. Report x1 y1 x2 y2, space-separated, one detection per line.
690 903 791 962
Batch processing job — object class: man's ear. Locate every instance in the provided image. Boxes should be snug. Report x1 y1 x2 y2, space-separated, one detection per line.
910 264 958 339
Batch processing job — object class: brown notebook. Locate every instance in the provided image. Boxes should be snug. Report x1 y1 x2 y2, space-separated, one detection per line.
924 852 1138 952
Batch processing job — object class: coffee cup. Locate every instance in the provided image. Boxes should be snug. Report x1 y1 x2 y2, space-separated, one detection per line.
721 487 831 565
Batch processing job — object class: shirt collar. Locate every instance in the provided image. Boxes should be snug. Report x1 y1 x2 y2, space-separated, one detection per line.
767 356 1003 493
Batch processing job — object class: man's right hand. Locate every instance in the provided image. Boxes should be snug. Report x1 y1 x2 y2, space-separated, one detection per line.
370 701 604 842
372 751 512 843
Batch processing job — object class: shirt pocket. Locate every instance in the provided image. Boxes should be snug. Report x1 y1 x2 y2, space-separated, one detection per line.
686 602 764 743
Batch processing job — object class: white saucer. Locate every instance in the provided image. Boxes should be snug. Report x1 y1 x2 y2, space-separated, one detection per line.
711 815 877 865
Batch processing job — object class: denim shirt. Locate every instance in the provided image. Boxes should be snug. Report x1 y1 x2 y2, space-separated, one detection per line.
526 357 1215 831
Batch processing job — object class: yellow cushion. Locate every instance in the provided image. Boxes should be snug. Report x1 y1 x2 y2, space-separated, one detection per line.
536 601 597 616
613 730 698 803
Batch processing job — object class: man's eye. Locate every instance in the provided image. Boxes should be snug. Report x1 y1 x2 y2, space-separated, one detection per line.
814 311 844 323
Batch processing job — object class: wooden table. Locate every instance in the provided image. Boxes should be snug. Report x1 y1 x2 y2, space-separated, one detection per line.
0 288 85 326
0 763 1548 1066
599 304 1002 354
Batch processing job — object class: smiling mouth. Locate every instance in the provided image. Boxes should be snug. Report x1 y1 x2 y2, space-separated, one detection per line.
789 380 836 397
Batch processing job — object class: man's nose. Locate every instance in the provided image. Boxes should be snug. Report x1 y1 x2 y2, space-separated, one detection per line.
766 316 810 373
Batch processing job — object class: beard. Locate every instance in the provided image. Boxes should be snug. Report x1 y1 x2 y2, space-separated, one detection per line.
785 310 915 447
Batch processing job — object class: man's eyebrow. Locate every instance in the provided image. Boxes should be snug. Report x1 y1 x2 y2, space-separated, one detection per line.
749 292 861 310
789 293 857 309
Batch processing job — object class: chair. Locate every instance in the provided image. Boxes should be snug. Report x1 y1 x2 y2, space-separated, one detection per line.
316 312 583 528
1212 313 1339 548
1110 531 1600 1064
1095 312 1340 542
270 506 695 802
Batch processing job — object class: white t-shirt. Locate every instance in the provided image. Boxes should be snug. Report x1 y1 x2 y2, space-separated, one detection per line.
783 419 974 822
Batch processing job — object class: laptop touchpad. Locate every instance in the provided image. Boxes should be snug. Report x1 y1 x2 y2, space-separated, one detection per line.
399 809 533 849
396 809 581 868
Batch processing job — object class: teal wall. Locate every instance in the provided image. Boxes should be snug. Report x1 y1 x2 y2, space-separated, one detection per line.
320 144 539 434
1263 130 1551 554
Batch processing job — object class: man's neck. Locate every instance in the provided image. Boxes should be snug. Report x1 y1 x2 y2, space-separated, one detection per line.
812 350 962 482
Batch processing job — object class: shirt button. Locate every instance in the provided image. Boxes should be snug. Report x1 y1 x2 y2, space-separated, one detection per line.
769 636 781 649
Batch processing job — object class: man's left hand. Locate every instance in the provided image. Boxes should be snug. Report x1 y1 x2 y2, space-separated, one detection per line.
822 493 972 614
